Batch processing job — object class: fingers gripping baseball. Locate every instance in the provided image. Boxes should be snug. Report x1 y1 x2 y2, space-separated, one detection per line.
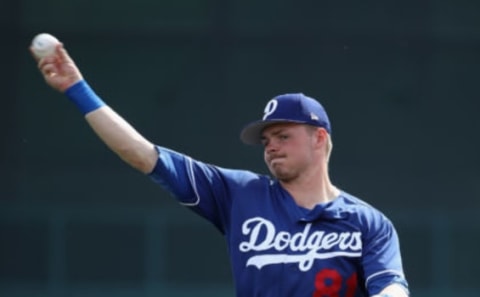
36 44 83 92
30 35 83 92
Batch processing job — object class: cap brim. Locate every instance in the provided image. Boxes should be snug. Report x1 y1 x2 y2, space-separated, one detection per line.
240 119 307 145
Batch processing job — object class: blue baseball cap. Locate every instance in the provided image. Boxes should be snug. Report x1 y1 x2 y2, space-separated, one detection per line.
240 93 331 145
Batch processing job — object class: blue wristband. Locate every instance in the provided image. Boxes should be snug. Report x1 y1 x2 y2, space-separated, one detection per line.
65 80 106 115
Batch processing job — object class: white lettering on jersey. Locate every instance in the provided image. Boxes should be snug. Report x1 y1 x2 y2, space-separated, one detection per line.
239 217 362 271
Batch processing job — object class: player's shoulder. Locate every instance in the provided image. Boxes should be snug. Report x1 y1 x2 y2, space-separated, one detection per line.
339 191 376 209
217 166 274 187
157 144 270 184
338 190 393 224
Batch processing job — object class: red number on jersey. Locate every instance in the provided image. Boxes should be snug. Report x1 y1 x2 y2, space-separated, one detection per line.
313 269 358 297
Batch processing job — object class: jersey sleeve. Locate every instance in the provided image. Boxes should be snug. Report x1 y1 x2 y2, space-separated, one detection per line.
147 145 257 233
361 211 409 295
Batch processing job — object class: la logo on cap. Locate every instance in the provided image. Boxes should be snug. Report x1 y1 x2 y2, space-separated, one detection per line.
262 99 278 120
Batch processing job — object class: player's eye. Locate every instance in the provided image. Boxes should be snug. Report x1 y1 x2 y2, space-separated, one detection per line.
261 138 269 147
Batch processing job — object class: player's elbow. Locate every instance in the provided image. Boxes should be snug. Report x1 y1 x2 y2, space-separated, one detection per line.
115 144 157 174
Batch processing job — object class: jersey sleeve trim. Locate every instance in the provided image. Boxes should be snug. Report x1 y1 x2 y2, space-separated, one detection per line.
365 269 405 287
179 155 201 207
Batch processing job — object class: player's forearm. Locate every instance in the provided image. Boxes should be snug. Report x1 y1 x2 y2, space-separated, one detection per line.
373 283 409 297
60 79 158 174
84 106 158 174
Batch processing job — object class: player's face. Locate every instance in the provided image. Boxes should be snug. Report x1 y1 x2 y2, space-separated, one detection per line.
261 123 319 182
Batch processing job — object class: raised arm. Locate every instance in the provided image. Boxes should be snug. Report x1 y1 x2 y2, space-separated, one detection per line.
32 42 158 174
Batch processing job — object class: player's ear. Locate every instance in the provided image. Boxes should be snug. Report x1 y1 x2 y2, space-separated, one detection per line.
314 127 329 148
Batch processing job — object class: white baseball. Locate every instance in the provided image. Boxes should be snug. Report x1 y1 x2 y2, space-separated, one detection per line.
31 33 60 58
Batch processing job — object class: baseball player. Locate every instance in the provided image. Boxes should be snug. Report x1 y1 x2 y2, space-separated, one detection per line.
32 43 410 297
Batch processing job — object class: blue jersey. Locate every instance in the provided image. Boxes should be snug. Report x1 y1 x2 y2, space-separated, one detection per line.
149 146 408 297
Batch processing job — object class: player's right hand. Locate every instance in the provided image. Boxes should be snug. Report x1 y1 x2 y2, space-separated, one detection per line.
31 43 84 93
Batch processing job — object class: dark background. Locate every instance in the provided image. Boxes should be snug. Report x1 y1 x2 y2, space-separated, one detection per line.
1 0 480 296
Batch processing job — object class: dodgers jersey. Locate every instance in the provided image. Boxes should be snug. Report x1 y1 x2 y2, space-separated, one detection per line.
149 146 408 297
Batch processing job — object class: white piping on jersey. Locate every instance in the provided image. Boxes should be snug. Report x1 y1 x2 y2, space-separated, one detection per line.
179 156 201 207
365 269 404 287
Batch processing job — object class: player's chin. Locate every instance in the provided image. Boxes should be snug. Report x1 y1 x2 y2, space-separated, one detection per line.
269 167 295 182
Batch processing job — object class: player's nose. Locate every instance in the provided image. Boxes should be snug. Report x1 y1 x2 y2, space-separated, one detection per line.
264 140 279 155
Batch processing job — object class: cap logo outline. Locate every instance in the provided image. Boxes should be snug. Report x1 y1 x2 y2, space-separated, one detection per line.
263 99 278 120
